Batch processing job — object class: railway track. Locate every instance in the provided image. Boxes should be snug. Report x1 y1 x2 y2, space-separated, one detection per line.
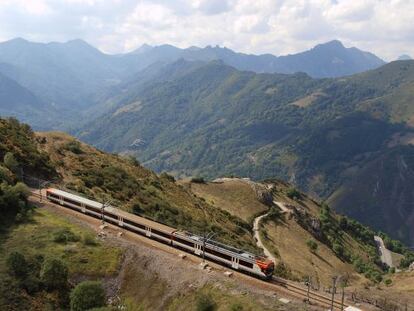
29 190 351 310
270 277 346 309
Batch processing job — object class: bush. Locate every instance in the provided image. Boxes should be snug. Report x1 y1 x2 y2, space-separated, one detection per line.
21 275 42 294
40 258 68 290
70 281 106 311
65 140 83 154
6 251 28 278
273 262 291 278
384 278 392 286
306 239 318 252
3 152 19 173
53 228 80 244
196 294 216 311
160 172 175 182
230 303 244 311
126 156 140 167
83 233 98 246
191 177 205 184
286 187 301 200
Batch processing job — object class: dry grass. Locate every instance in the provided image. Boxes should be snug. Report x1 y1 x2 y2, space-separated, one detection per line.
261 217 365 287
187 179 268 222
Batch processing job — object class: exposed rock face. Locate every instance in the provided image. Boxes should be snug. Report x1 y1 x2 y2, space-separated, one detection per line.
292 206 323 239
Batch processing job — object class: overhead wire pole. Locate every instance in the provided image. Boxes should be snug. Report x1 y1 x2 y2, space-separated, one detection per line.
101 199 113 224
202 232 218 263
39 180 53 202
330 275 338 311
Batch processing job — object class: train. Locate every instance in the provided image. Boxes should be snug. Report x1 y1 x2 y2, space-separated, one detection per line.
46 188 275 279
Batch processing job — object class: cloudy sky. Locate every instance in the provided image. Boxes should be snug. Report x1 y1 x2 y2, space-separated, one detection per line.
0 0 413 60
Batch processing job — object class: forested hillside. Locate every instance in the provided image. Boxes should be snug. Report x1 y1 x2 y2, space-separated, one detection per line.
79 60 414 245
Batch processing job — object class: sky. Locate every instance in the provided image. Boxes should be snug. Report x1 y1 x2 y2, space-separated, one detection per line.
0 0 413 61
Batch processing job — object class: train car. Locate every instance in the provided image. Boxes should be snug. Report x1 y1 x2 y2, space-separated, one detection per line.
46 188 274 279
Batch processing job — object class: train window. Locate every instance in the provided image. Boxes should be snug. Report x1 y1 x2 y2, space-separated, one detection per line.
85 204 101 213
239 259 253 268
174 236 194 247
104 211 118 220
63 197 81 207
204 246 232 261
123 218 145 229
152 228 170 239
47 192 59 199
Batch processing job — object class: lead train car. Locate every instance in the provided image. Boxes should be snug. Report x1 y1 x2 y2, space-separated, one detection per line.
46 188 274 279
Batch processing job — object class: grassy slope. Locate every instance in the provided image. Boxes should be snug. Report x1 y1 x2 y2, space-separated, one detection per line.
185 178 371 286
0 209 122 310
36 132 257 253
185 179 268 222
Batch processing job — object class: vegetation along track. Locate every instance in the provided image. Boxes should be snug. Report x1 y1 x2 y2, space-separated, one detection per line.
29 190 349 310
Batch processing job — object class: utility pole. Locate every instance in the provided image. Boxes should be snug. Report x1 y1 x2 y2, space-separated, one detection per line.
305 276 311 303
202 232 217 263
101 199 113 224
39 180 53 202
330 275 338 311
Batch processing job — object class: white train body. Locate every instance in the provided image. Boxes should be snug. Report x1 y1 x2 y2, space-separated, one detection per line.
46 188 274 279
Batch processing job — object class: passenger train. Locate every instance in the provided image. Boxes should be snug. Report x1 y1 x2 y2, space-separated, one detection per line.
46 188 275 279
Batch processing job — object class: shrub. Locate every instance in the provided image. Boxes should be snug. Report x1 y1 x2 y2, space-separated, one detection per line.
286 187 301 200
70 281 106 311
21 275 42 294
230 303 244 311
306 239 318 252
53 228 80 244
6 251 28 278
160 172 175 182
65 140 83 154
274 262 291 278
126 155 140 167
191 177 205 184
3 152 19 173
40 258 68 290
195 294 216 311
83 233 98 246
384 279 392 286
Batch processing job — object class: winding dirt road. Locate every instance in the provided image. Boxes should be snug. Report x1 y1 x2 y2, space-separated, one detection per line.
253 212 277 263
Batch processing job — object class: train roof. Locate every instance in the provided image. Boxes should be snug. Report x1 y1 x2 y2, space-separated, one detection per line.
105 205 177 234
47 188 176 234
47 188 103 209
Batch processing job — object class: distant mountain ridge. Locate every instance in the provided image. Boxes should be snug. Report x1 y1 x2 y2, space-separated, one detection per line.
0 37 386 129
130 39 385 78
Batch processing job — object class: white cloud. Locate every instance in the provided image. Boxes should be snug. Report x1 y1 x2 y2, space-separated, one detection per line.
0 0 413 60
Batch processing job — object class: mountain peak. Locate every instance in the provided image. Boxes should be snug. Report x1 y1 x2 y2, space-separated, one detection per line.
132 43 153 54
315 40 345 50
398 54 412 61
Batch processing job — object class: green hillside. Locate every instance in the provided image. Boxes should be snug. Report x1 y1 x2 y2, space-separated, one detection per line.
78 60 414 245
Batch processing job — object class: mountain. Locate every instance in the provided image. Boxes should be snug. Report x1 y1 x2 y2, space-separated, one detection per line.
78 59 414 245
0 38 385 130
127 40 385 78
0 38 141 112
0 69 58 129
398 54 412 61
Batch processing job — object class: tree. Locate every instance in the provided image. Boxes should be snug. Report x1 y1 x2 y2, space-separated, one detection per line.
40 258 68 290
306 239 318 253
70 281 106 311
6 251 28 278
3 152 18 173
